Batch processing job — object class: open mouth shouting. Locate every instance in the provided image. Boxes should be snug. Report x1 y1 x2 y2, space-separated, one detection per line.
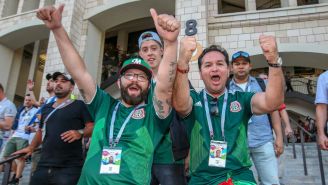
127 84 142 96
210 74 221 86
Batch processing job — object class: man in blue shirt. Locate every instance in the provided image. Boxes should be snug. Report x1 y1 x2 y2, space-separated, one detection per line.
315 70 328 150
3 94 39 183
228 51 283 185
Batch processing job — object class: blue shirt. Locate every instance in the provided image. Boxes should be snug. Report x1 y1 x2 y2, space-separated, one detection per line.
228 76 273 148
315 71 328 104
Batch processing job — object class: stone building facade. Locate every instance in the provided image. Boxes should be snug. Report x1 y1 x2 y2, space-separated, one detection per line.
0 0 326 118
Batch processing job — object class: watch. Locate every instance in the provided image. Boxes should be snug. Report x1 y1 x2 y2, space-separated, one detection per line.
77 129 84 137
268 57 282 68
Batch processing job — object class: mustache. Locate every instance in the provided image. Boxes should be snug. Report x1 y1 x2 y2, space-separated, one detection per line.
126 83 142 91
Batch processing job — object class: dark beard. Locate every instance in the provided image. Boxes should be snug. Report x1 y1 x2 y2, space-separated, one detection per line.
120 81 148 106
54 89 70 98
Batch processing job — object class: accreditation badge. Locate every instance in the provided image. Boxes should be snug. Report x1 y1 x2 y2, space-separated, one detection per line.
208 140 227 168
100 147 122 174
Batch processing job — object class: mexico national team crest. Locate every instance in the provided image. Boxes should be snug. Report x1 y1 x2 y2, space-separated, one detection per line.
230 101 242 112
132 108 145 119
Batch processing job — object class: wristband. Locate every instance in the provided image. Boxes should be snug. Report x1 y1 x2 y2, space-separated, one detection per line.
177 65 189 74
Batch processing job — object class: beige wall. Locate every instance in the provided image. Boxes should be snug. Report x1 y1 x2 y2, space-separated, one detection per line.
0 0 327 101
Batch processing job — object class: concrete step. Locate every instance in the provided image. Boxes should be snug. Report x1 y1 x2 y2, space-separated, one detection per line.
282 175 324 184
279 143 328 184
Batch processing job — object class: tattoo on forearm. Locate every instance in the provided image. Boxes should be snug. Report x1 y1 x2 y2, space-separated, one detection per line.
168 61 177 82
153 95 165 119
79 89 87 100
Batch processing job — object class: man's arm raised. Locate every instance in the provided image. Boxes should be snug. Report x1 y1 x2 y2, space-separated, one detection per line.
150 9 180 118
172 37 196 117
36 4 95 102
251 35 284 114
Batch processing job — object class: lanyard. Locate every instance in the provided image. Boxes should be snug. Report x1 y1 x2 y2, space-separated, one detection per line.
42 99 73 140
108 102 145 147
28 96 57 126
203 89 228 141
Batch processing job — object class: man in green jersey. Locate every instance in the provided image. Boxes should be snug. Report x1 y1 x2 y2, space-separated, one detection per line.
138 31 186 184
36 4 180 185
172 36 285 185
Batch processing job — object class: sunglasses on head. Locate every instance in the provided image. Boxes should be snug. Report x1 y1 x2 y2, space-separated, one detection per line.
232 51 250 61
209 98 219 116
142 33 153 40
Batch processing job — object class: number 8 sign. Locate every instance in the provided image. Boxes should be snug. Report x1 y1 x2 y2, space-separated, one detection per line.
185 19 203 61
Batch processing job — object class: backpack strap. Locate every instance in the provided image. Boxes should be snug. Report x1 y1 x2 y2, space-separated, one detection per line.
255 77 266 92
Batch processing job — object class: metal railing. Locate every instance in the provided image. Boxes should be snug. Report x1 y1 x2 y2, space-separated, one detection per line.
290 77 317 96
0 148 40 185
289 117 325 185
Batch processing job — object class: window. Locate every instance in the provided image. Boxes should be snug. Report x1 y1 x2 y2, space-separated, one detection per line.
22 0 40 13
102 36 118 82
2 0 19 17
297 0 319 6
218 0 245 14
256 0 281 10
44 0 55 6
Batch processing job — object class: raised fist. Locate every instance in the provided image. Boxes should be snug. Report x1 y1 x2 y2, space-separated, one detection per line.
36 4 64 30
259 35 279 63
179 36 197 64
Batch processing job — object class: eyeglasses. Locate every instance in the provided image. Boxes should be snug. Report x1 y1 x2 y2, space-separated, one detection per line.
123 73 148 82
209 98 219 116
232 51 250 61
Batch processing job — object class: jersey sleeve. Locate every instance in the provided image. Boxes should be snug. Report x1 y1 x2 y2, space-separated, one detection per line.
86 86 115 119
244 92 256 119
4 103 17 117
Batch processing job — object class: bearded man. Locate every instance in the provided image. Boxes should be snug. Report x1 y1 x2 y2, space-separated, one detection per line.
15 72 94 185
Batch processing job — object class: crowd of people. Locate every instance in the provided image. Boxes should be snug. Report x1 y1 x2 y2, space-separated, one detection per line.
0 3 326 185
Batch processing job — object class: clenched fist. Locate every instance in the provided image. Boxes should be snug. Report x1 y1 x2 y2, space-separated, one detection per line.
179 36 197 64
259 35 279 64
36 4 64 30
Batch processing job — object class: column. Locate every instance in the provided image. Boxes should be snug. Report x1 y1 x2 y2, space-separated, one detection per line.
6 48 24 101
0 44 15 95
83 21 104 84
28 41 40 81
246 0 257 11
16 0 25 14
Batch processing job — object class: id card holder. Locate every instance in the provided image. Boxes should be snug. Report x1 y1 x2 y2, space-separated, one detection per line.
208 140 227 168
100 147 122 174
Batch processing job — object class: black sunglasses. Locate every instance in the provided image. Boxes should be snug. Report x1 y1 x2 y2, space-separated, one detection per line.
209 98 219 116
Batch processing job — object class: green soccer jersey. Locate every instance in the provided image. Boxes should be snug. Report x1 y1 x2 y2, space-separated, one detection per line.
184 89 256 185
78 87 172 185
148 81 182 164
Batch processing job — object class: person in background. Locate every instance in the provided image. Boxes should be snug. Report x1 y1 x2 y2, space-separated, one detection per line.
229 51 283 185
